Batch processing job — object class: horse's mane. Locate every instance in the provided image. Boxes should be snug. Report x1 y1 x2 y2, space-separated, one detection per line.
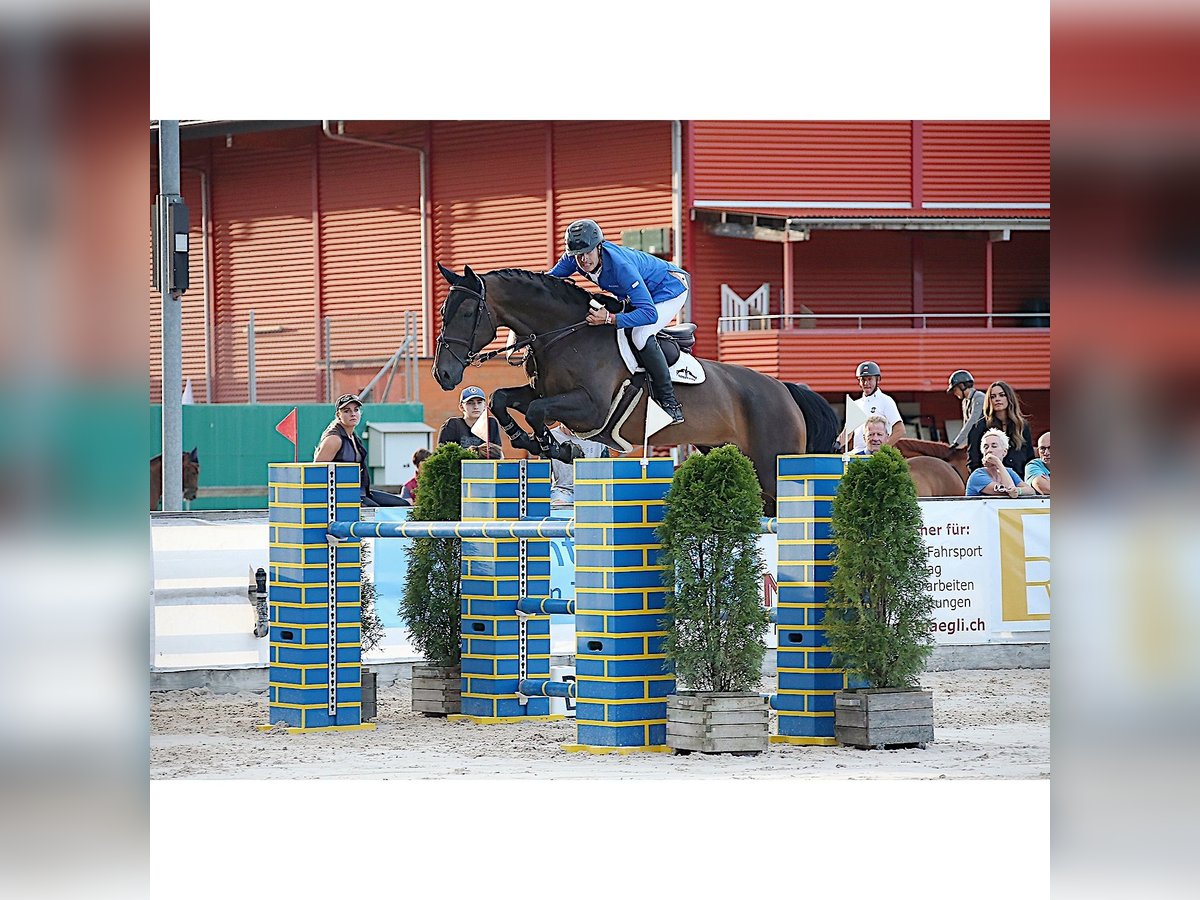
488 268 594 310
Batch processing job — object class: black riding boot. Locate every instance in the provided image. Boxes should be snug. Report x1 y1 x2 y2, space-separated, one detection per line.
636 338 684 424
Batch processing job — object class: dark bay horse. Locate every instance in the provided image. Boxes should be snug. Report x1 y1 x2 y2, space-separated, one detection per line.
151 448 200 511
432 265 839 513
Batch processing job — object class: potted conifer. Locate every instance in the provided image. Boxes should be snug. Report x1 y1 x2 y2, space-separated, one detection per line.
401 442 478 716
658 445 772 754
826 445 937 749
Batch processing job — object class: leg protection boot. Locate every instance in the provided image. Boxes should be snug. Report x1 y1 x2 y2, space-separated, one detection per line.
636 337 684 424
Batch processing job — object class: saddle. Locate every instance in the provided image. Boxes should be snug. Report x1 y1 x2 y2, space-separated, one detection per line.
580 327 706 452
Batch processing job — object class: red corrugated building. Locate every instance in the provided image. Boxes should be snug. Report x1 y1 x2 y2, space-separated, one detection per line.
150 119 1049 440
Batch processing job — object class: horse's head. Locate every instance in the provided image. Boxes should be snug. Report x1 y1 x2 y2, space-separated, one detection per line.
433 263 497 390
183 447 200 502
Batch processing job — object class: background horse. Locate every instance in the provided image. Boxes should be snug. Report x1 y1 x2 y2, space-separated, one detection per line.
907 455 967 497
151 448 200 511
896 437 970 482
432 265 839 513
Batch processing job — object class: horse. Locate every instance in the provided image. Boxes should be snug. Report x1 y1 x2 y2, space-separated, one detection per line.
151 448 200 511
895 437 970 482
432 264 840 514
907 455 967 497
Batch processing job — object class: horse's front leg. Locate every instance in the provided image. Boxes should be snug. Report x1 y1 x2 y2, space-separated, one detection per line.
490 385 542 455
526 389 603 463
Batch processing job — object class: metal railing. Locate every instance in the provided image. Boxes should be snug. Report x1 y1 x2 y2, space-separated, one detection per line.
717 311 1050 333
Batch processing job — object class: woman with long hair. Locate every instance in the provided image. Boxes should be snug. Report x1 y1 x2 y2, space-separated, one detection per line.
314 394 408 507
965 380 1035 474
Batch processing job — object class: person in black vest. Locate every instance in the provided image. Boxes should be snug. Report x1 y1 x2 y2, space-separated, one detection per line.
437 385 503 459
314 393 408 506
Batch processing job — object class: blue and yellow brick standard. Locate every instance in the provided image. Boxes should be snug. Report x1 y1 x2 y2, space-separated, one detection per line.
566 457 675 753
260 462 375 733
454 459 558 723
771 454 851 745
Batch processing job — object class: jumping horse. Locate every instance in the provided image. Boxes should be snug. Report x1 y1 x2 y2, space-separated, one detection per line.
151 448 200 511
432 265 839 514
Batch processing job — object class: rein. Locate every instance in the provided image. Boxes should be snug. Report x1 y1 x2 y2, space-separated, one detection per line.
437 280 590 367
469 320 589 365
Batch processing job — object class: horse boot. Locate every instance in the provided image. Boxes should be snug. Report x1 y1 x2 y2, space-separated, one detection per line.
635 337 684 424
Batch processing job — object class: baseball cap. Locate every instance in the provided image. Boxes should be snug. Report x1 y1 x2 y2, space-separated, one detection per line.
460 386 486 402
335 393 362 410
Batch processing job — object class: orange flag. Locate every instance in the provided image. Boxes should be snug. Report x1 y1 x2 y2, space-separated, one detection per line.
275 407 298 462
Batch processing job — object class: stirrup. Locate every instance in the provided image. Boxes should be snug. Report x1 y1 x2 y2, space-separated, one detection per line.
661 400 684 424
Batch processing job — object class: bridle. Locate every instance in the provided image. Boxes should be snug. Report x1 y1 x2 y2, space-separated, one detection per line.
434 282 496 369
435 278 591 368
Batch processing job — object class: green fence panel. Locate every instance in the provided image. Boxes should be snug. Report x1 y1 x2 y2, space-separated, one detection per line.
150 402 424 510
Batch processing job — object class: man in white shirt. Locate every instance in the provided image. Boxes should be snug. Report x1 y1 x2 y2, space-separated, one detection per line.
839 360 905 452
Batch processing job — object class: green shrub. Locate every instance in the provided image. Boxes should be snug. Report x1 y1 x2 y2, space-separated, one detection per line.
399 442 479 667
826 445 935 689
658 445 770 692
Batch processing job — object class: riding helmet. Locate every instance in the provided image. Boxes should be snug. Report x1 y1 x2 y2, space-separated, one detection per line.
565 219 604 256
947 369 974 392
855 361 882 378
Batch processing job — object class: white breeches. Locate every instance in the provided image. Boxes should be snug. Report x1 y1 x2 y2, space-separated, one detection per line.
631 291 687 351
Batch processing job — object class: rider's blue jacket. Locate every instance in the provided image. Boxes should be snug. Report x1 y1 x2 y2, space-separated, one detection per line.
547 241 688 329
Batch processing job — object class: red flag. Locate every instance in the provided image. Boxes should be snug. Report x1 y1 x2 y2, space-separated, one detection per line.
275 407 298 462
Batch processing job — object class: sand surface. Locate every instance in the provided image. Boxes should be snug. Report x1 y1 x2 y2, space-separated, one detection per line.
150 668 1048 779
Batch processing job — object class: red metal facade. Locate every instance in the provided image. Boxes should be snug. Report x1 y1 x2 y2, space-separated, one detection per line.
210 143 318 402
792 231 914 318
149 120 1048 411
317 136 424 368
718 328 1051 392
691 121 913 203
993 231 1050 315
922 235 985 321
552 120 673 262
922 121 1050 203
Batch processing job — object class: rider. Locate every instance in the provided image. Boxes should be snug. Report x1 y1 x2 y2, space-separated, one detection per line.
547 219 689 425
839 360 905 452
946 369 986 450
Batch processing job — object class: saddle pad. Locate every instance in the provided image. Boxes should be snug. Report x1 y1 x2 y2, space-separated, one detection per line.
616 330 707 385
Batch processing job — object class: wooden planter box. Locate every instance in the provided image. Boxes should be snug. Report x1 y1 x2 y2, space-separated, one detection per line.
360 668 377 722
666 691 769 755
834 689 934 749
411 664 461 717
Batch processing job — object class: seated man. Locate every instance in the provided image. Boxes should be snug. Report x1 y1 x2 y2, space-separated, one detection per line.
1025 431 1051 495
966 428 1036 498
846 414 889 457
547 421 610 506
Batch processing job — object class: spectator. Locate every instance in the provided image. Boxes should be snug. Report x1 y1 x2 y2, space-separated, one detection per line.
438 385 503 459
314 394 409 507
966 428 1035 498
1025 431 1051 495
839 361 905 452
965 380 1034 474
400 447 432 504
846 414 889 457
547 421 610 506
947 369 986 450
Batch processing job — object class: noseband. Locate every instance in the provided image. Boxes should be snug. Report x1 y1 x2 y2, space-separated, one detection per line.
435 282 496 368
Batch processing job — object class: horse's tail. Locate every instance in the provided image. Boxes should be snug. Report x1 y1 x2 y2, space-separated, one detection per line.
785 383 840 454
